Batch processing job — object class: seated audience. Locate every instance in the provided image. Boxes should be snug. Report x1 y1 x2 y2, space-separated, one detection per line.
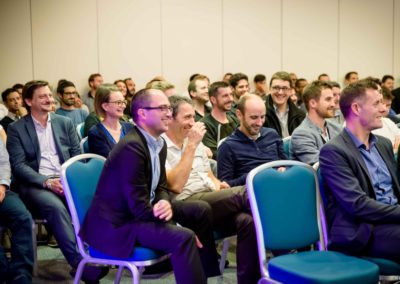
113 79 128 98
80 89 221 284
381 74 395 91
7 80 108 282
124 77 136 96
326 81 345 125
55 80 89 127
74 91 89 113
218 94 286 186
83 73 103 113
372 86 400 152
253 74 267 99
0 139 33 284
294 77 308 107
88 84 133 157
230 73 250 105
222 72 233 83
344 71 359 86
318 73 330 81
201 81 238 159
163 95 260 284
0 88 27 132
291 81 341 165
264 71 306 138
147 80 177 97
320 79 400 261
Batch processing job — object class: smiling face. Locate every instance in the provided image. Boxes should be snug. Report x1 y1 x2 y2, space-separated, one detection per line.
270 78 291 107
314 88 336 118
234 79 250 98
211 86 234 112
237 96 266 139
102 91 126 119
25 86 53 115
357 88 385 131
169 102 195 140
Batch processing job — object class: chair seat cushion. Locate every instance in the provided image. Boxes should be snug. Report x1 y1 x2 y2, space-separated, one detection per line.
269 251 379 284
89 246 163 262
362 257 400 275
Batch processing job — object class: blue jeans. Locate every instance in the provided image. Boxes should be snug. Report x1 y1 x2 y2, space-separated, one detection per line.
0 191 33 283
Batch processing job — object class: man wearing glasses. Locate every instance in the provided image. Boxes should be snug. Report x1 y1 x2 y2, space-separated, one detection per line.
81 88 220 284
264 71 305 138
55 80 88 127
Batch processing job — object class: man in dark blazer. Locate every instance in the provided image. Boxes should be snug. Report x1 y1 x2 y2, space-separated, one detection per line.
320 79 400 261
80 89 220 284
7 80 108 282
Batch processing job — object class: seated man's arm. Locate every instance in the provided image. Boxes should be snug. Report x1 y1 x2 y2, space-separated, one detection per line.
291 129 319 165
6 125 47 188
320 143 400 224
0 140 10 203
202 123 217 159
217 142 246 186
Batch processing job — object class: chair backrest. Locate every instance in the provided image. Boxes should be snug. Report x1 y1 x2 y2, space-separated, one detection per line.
246 160 325 255
80 137 89 154
61 154 106 255
313 162 329 248
282 136 291 159
76 122 84 140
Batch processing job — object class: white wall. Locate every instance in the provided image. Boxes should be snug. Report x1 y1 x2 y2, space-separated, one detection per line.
0 0 399 96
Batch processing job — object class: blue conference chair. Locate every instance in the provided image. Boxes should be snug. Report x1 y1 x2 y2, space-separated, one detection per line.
246 160 379 284
76 123 84 140
79 137 89 154
282 136 291 159
314 162 400 283
61 154 169 284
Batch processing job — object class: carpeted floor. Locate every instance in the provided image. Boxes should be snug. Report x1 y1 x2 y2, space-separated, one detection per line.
33 241 239 283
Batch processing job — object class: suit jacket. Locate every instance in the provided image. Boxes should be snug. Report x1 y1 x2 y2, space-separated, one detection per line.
80 126 170 258
88 121 133 158
319 130 400 254
6 113 81 190
0 116 16 133
291 116 342 165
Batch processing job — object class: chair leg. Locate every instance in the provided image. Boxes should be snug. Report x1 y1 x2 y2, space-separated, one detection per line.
125 263 140 284
32 222 38 276
74 260 87 284
114 266 124 284
219 237 231 274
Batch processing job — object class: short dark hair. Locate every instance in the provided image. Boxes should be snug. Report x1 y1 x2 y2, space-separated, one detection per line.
130 88 154 121
381 86 394 101
318 73 329 80
209 81 230 99
254 74 266 83
168 95 192 119
327 81 341 89
340 79 379 119
12 83 24 90
381 75 394 84
269 71 291 87
188 75 208 96
344 71 358 80
22 80 50 112
1 88 18 103
57 80 75 95
88 73 102 84
229 73 248 89
302 81 332 111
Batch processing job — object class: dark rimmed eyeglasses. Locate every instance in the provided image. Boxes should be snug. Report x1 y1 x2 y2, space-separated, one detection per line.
108 100 127 106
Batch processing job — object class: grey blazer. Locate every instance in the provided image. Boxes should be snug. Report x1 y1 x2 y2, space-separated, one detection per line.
291 116 342 165
319 130 400 254
6 113 81 189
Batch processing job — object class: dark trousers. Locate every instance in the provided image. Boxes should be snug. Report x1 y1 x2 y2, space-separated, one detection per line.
135 200 218 284
364 223 400 262
0 191 33 283
18 186 81 268
186 186 261 284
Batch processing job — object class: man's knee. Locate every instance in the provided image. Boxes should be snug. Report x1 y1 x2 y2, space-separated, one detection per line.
235 213 255 232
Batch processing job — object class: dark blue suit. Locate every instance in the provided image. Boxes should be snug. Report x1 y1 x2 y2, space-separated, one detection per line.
80 126 219 283
6 113 82 267
320 130 400 261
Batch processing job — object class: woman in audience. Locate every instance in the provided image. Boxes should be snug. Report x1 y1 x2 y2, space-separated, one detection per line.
88 84 133 157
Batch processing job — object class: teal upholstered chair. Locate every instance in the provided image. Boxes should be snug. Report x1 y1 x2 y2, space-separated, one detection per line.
282 136 291 159
79 137 89 154
61 154 169 284
314 162 400 283
246 160 379 284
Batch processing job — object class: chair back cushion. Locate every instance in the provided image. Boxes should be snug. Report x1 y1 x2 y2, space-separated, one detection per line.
252 164 320 250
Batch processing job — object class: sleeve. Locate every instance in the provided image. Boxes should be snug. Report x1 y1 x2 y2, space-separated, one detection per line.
320 142 400 224
202 119 218 159
217 141 246 186
0 140 11 187
6 124 47 188
291 129 319 165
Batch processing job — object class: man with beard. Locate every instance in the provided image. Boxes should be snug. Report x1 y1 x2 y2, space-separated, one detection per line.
218 94 286 187
0 87 27 132
55 80 88 127
201 81 238 159
188 75 211 121
291 81 342 165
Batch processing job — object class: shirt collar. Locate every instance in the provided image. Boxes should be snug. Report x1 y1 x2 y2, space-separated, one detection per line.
137 126 164 152
344 127 377 150
31 113 51 128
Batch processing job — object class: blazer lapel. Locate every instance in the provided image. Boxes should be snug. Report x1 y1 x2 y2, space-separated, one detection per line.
49 113 65 164
24 116 41 166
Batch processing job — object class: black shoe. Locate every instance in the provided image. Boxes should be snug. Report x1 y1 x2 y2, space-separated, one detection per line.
47 235 59 248
142 259 173 276
70 265 109 283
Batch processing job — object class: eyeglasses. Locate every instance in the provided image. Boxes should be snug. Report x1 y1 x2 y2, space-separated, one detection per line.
142 105 172 113
271 86 291 92
108 100 127 106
